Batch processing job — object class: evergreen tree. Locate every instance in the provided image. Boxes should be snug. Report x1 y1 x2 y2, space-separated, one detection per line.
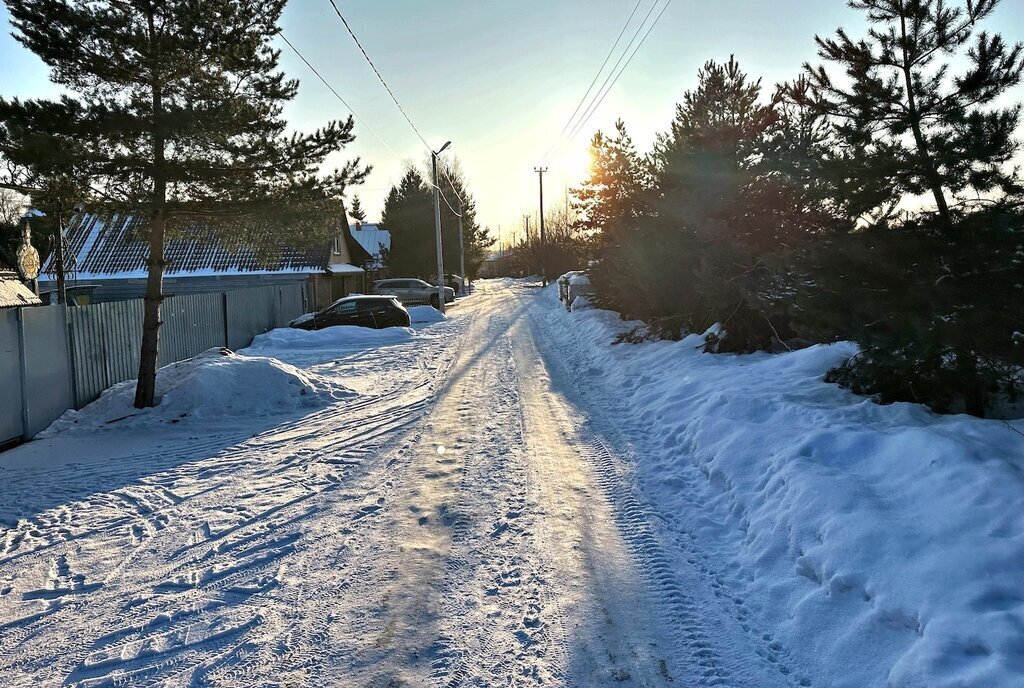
380 168 434 278
791 0 1024 416
349 194 367 223
639 57 778 348
572 120 652 246
436 157 493 279
0 0 368 408
805 0 1024 224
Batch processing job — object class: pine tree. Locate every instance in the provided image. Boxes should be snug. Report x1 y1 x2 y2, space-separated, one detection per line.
380 168 434 278
805 0 1024 225
0 0 368 408
572 120 651 245
349 194 367 223
640 57 779 348
435 157 493 279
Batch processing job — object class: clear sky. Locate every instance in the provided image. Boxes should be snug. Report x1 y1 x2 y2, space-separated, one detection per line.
2 1 1023 241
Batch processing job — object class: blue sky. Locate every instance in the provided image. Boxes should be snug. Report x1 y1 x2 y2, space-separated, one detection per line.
2 1 1023 239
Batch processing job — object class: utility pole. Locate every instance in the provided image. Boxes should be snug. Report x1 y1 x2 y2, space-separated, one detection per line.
55 216 67 305
523 215 531 277
535 167 548 287
457 196 467 294
431 141 452 313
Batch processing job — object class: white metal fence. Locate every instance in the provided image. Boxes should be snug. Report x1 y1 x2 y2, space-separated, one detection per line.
0 282 304 447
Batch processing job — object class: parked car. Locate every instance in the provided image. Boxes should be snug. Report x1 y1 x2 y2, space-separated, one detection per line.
371 278 455 308
442 273 465 293
289 295 410 331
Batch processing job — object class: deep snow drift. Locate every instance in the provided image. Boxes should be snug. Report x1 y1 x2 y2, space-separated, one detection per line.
541 276 1024 688
39 348 354 436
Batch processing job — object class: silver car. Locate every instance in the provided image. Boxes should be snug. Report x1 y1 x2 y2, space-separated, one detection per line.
371 278 455 308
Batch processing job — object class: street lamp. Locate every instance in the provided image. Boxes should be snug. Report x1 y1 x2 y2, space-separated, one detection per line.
431 141 452 313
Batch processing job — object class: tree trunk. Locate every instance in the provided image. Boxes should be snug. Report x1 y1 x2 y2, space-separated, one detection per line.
134 8 166 409
899 9 952 227
134 210 165 408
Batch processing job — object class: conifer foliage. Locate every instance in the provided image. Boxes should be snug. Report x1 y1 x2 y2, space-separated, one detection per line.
380 161 492 280
576 2 1024 416
0 0 368 408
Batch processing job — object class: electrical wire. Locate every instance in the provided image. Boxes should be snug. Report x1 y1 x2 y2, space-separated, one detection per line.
323 1 463 217
279 31 400 158
542 0 673 165
326 0 432 151
545 0 646 157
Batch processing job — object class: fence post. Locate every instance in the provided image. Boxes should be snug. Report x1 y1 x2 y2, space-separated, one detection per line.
17 308 29 439
222 291 230 350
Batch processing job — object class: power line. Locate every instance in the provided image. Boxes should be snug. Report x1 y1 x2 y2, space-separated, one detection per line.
549 0 669 162
326 0 432 151
282 31 462 219
323 1 462 216
546 0 647 156
278 31 399 158
542 0 673 165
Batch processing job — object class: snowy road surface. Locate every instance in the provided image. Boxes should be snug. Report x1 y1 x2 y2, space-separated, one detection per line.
0 279 793 687
7 278 1016 687
0 279 703 687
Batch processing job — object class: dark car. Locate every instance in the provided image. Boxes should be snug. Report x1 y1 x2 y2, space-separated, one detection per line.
289 295 410 331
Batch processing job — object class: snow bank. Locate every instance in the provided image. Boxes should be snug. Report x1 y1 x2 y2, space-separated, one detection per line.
39 348 354 436
408 305 447 324
541 278 1024 688
247 324 415 352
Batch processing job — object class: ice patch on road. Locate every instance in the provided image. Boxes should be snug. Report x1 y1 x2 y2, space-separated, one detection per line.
39 348 354 437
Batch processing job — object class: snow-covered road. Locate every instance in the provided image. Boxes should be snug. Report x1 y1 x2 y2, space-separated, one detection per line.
0 279 735 687
8 278 1016 687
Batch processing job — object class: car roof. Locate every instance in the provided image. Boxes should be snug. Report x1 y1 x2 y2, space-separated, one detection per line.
339 294 397 301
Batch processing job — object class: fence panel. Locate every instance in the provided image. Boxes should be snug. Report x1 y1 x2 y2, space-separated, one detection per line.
158 292 225 366
4 281 307 447
20 306 73 437
0 310 24 444
225 286 276 351
275 283 305 328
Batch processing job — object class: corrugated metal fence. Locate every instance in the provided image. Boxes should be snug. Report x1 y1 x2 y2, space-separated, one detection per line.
0 283 305 446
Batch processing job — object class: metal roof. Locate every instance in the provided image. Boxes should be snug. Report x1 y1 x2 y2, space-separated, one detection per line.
349 223 391 269
41 213 340 280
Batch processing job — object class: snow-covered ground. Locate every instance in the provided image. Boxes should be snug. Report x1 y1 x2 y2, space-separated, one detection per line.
0 278 1020 687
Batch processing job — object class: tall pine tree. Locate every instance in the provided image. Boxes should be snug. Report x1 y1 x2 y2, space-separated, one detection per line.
380 168 435 279
436 157 493 279
349 194 367 223
805 0 1024 224
0 0 368 407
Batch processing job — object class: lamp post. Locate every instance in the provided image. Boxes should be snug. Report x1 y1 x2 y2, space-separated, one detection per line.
457 196 466 295
534 167 548 287
431 141 451 313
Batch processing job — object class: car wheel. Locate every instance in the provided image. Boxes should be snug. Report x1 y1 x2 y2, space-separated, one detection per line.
430 294 440 309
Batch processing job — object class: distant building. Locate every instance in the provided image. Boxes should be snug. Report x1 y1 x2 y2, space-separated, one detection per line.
39 213 373 311
0 270 41 308
348 222 391 281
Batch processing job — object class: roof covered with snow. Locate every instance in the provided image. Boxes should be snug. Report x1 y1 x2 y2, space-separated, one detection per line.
40 213 350 280
0 271 41 308
349 223 391 269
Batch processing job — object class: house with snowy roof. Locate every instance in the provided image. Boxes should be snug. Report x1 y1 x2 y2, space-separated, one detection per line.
39 213 373 310
348 222 391 279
